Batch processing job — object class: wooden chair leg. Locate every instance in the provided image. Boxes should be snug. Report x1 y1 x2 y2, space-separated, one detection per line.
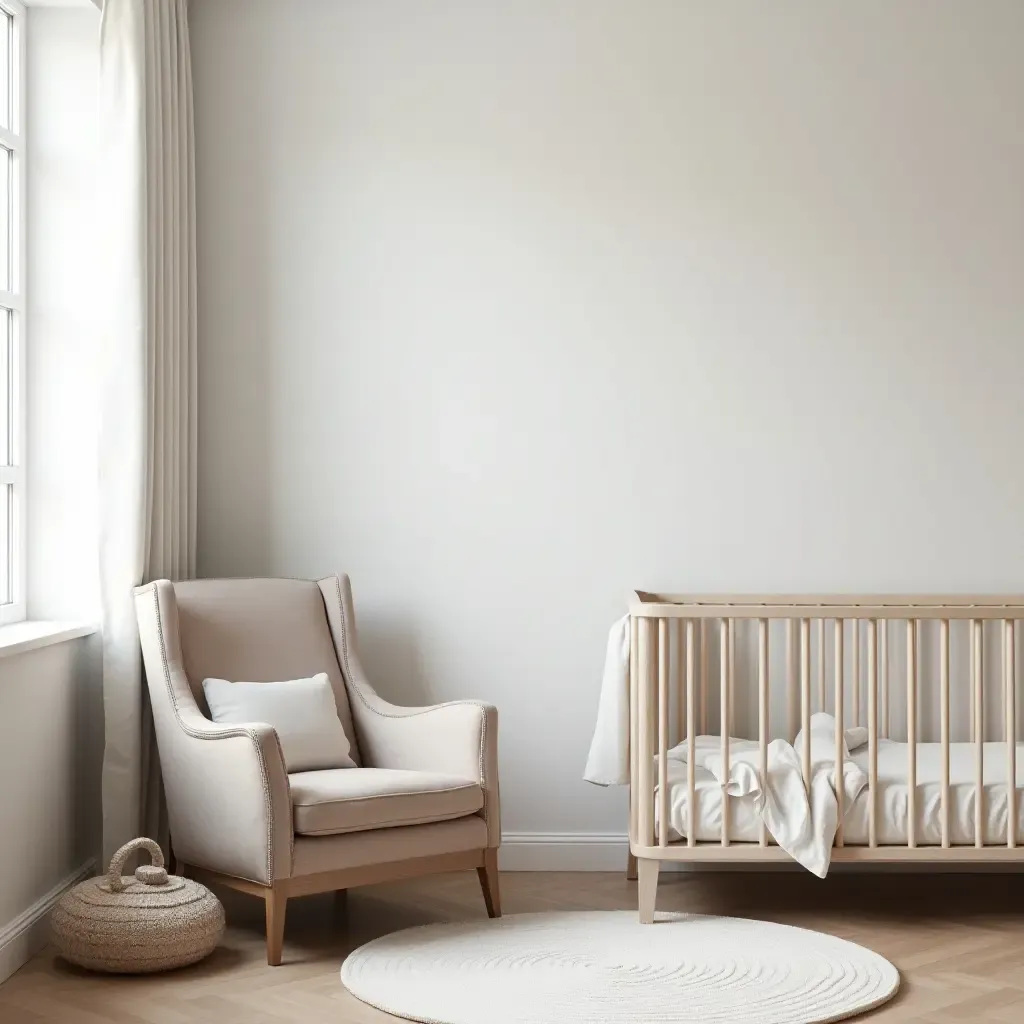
637 858 660 924
477 849 501 918
626 851 638 881
265 886 288 966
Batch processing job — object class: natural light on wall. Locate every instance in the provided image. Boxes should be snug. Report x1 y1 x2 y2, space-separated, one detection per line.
0 1 22 623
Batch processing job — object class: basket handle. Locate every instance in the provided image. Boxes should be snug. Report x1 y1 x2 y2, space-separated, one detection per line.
107 838 166 892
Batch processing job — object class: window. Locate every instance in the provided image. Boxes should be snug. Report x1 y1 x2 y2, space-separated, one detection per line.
0 1 23 624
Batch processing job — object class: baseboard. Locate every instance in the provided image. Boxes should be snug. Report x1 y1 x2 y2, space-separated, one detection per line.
499 833 631 871
497 834 1024 875
498 833 701 872
0 860 95 985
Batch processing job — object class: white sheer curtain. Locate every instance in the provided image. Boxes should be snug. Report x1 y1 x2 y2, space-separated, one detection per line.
98 0 197 863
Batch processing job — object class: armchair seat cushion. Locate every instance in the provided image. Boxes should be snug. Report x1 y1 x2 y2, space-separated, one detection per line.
289 768 483 837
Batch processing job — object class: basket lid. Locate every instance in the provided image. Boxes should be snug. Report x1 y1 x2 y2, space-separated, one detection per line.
69 838 214 910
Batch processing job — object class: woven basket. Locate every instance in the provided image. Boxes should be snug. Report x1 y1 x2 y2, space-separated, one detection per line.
52 838 225 974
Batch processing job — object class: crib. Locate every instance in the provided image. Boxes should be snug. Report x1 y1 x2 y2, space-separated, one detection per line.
627 592 1024 922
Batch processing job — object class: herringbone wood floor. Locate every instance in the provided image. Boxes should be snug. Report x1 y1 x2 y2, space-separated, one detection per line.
2 869 1024 1022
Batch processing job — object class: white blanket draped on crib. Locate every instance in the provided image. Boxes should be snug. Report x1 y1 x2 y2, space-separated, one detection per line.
584 615 868 877
584 616 633 787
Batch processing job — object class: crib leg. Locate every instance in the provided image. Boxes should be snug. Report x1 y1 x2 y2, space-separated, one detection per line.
626 851 638 881
637 859 660 924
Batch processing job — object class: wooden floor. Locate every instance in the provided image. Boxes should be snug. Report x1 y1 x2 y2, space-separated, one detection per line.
3 869 1024 1021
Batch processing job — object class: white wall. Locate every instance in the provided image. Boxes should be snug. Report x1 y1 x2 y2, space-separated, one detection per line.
191 1 1024 843
0 4 104 982
0 638 97 981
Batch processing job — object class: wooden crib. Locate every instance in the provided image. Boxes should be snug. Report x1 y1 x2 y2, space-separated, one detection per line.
628 592 1024 922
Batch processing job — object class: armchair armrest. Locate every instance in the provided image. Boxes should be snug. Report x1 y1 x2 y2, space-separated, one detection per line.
163 710 293 884
350 688 500 847
135 582 293 885
317 572 501 847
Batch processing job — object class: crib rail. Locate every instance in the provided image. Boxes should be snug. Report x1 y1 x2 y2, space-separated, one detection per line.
632 593 1024 619
628 593 1024 881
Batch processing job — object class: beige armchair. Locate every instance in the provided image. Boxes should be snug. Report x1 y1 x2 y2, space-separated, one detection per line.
133 574 500 965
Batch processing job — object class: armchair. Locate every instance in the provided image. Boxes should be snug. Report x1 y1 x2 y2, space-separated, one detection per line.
134 574 500 965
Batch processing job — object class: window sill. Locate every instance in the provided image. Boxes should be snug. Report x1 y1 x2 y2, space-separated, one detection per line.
0 621 97 660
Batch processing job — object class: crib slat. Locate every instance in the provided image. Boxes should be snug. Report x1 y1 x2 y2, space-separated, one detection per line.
686 620 696 848
676 619 685 747
916 619 922 714
638 618 653 848
868 618 878 848
1006 620 1016 850
835 618 845 848
817 617 826 711
907 619 917 849
940 618 950 849
880 619 889 739
801 618 811 789
728 618 737 737
975 618 984 848
647 618 659 847
700 619 708 735
758 618 769 847
721 619 730 847
787 619 797 742
658 619 670 848
852 619 861 728
630 615 639 850
970 617 976 744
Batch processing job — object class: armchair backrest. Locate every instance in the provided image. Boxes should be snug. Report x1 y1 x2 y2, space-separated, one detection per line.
164 576 362 764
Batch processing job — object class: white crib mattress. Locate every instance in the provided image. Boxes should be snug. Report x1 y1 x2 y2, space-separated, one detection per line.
660 740 1024 846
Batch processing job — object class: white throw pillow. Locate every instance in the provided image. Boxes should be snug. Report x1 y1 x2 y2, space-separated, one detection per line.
202 673 356 772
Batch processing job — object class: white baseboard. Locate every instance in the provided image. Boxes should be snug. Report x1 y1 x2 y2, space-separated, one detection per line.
498 833 702 872
0 860 95 985
499 833 630 871
497 834 1024 876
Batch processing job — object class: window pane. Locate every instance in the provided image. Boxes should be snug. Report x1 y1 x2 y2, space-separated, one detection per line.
0 146 8 291
0 482 8 605
0 13 9 131
0 308 8 465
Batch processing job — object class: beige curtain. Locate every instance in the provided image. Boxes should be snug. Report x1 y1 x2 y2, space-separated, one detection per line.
98 0 197 864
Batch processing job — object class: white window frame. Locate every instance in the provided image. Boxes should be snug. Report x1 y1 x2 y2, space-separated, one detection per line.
0 0 25 625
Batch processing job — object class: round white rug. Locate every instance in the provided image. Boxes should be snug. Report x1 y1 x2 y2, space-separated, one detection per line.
341 911 899 1024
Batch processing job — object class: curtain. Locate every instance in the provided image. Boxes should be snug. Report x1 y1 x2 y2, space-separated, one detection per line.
98 0 197 864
